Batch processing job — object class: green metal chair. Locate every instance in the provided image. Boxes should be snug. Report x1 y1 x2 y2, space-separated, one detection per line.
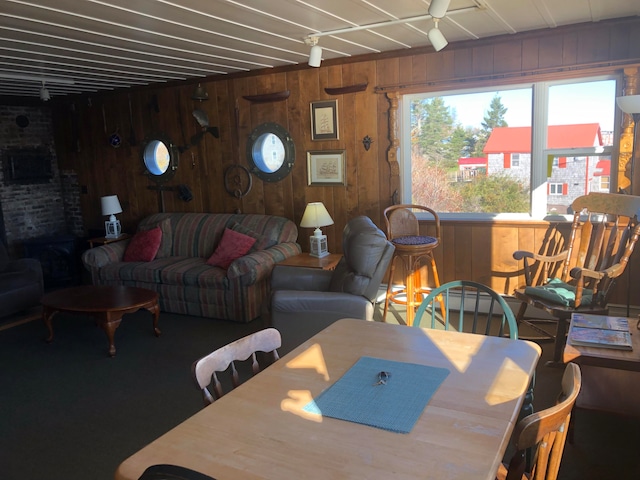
414 280 518 339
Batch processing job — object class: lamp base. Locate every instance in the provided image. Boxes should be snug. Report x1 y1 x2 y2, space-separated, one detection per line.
105 219 122 239
309 234 329 258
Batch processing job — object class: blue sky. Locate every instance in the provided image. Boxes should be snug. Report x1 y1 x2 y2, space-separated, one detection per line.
442 79 616 131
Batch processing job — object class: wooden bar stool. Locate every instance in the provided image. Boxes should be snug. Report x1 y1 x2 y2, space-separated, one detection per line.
382 204 443 326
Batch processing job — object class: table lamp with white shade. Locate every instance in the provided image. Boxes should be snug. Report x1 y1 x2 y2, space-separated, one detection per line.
300 202 334 258
616 94 640 194
101 194 123 238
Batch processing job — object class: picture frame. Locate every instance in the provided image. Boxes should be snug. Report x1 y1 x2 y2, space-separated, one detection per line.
310 100 339 140
307 150 346 186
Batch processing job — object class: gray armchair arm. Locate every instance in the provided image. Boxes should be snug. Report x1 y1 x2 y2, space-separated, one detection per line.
270 265 333 291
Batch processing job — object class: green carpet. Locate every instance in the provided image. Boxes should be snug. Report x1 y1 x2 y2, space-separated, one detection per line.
1 307 639 480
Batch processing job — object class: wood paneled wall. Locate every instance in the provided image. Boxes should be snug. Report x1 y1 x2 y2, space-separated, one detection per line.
51 16 640 306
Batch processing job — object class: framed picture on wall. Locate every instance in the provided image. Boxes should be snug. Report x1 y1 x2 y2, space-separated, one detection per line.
310 100 339 140
307 150 346 186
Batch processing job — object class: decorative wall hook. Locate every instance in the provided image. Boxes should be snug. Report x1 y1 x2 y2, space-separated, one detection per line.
362 135 374 151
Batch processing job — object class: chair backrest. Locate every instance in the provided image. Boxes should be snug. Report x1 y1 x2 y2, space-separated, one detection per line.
502 363 581 480
383 204 440 241
191 328 281 406
138 464 216 480
520 193 640 309
328 216 395 302
413 280 518 339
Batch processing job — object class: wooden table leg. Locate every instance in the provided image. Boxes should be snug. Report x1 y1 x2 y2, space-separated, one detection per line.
99 313 122 357
146 302 161 337
42 307 57 343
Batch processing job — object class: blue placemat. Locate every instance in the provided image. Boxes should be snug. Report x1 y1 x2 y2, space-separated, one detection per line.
303 356 450 433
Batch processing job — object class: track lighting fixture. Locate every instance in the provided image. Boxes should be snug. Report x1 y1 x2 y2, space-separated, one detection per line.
40 82 51 101
428 18 448 52
428 0 451 19
305 36 322 67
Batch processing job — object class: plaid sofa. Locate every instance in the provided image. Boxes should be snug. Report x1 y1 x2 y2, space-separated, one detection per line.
82 212 301 322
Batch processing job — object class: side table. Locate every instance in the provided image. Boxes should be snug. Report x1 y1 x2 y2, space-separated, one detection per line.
88 233 131 248
277 252 342 270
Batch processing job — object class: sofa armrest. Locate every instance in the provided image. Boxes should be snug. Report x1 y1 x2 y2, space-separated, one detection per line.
226 242 301 285
81 241 129 270
271 265 333 291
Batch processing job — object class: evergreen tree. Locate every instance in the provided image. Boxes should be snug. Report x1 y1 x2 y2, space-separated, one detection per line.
474 94 508 156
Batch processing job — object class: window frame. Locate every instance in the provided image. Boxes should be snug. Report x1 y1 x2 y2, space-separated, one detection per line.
400 74 621 220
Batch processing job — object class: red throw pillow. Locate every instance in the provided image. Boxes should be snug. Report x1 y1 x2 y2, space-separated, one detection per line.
206 228 256 269
124 227 162 262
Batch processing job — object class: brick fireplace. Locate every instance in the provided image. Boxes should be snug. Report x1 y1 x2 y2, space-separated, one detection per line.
0 104 85 282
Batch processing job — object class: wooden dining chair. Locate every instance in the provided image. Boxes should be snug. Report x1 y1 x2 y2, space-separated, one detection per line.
512 192 640 367
496 362 582 480
413 280 518 339
191 328 281 406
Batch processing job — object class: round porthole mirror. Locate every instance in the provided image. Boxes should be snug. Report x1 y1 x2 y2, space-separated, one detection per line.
246 122 295 182
142 135 179 184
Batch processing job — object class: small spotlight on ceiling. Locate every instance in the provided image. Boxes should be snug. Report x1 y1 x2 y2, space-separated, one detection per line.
428 19 448 52
40 82 51 101
428 0 451 19
305 37 322 68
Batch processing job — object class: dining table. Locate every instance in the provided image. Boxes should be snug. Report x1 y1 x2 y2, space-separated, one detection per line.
115 318 541 480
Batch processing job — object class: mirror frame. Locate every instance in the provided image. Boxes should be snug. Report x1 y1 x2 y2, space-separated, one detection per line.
142 134 180 184
246 122 295 182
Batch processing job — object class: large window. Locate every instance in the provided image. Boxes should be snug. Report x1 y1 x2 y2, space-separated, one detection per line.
401 77 618 218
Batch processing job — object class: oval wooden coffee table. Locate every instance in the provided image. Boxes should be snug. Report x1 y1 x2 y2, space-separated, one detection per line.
41 285 160 357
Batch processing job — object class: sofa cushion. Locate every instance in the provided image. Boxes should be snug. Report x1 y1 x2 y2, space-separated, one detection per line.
206 228 256 269
140 217 172 258
230 222 277 251
124 227 162 262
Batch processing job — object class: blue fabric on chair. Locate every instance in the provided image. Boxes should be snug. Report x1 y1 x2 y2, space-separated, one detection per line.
392 235 437 246
303 356 449 433
523 277 593 307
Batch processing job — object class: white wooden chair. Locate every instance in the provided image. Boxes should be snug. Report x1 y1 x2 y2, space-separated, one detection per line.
191 328 281 406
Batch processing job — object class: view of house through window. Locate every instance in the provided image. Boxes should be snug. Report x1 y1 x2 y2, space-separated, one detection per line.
402 77 617 217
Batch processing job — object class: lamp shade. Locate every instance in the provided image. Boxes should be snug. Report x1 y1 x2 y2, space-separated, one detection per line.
300 202 334 232
308 45 323 68
428 0 451 19
428 26 448 52
617 95 640 114
101 195 122 217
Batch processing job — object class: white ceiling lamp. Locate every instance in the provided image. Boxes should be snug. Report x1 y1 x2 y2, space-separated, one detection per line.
305 36 322 67
428 19 449 52
428 0 451 19
40 82 51 101
428 0 450 52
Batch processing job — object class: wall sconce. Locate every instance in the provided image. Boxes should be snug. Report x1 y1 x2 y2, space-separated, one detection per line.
616 94 640 193
305 37 322 68
300 202 334 257
101 195 123 238
191 83 209 101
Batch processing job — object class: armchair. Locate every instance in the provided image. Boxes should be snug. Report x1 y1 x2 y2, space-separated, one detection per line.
270 216 394 348
0 241 44 318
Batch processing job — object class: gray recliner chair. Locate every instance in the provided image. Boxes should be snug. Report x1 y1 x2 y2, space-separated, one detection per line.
270 216 394 348
0 241 44 318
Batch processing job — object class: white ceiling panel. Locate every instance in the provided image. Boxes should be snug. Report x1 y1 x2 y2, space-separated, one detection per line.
0 0 638 99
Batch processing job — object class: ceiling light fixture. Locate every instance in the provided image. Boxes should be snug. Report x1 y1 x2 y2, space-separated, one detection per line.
428 0 451 51
305 37 322 67
40 82 51 101
428 0 451 19
428 19 448 52
191 83 209 101
304 0 471 57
